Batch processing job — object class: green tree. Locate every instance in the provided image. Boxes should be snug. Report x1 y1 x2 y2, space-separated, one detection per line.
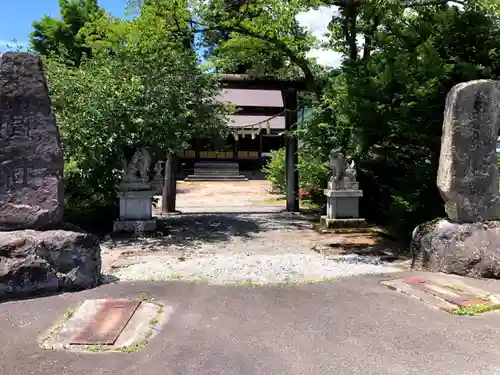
201 0 500 238
329 3 500 236
30 0 104 66
46 1 232 231
195 0 323 88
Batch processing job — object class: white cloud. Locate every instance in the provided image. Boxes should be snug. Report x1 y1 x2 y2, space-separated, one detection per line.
296 6 342 68
307 48 343 68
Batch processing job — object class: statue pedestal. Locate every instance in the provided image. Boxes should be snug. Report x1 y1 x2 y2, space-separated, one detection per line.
320 188 366 229
113 189 156 233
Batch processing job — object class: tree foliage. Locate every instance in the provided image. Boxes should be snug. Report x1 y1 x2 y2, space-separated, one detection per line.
44 1 231 231
199 0 500 237
30 0 105 66
33 0 500 237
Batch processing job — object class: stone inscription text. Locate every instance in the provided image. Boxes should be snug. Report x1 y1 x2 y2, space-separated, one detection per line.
0 161 30 189
0 116 31 139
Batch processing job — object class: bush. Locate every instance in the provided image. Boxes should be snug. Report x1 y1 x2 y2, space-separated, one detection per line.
262 148 286 193
62 161 119 236
262 148 329 201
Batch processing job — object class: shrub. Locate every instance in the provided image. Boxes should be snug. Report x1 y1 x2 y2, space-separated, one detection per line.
262 147 329 200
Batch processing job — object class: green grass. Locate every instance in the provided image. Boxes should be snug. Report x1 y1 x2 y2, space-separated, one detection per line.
222 277 336 287
118 329 154 353
443 303 500 316
86 344 106 353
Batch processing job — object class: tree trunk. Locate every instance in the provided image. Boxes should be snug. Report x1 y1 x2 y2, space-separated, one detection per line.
161 152 177 214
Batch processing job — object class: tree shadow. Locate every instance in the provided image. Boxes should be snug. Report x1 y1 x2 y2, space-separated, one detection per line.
106 212 315 251
314 233 411 262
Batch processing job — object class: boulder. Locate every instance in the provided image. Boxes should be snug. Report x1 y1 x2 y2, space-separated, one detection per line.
0 52 64 230
411 219 500 278
0 229 101 300
437 80 500 222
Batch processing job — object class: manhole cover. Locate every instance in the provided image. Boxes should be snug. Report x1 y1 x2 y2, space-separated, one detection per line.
71 299 141 345
39 298 171 353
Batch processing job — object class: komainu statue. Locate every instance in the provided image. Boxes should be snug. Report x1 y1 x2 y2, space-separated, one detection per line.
122 148 152 182
328 149 346 182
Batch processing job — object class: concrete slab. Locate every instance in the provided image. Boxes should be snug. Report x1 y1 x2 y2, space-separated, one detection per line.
382 273 500 313
39 299 171 353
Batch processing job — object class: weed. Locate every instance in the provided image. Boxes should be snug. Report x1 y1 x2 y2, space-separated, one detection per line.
86 344 106 353
156 303 164 315
118 330 153 353
164 274 183 280
444 303 500 316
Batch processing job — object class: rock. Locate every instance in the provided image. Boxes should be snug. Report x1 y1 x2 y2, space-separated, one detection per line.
411 218 500 278
0 52 64 231
437 80 500 222
0 230 101 300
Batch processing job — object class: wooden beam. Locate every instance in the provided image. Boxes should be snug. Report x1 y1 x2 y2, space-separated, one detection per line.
218 74 307 91
233 106 285 116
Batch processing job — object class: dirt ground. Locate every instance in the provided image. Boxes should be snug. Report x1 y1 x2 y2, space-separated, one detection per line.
153 180 286 214
102 180 410 278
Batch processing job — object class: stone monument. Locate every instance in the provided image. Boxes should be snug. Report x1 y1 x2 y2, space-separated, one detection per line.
320 149 366 228
411 80 500 278
0 52 101 300
0 52 64 230
437 80 500 222
113 148 157 233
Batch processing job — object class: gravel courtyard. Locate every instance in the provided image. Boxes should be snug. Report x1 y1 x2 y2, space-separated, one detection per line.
102 181 409 284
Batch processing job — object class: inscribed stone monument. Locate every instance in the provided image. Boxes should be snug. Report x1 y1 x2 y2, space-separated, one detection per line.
0 52 64 230
437 80 500 222
0 53 100 300
412 80 500 278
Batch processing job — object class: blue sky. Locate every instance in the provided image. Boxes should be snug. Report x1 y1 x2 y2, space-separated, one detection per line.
0 2 340 66
0 0 129 51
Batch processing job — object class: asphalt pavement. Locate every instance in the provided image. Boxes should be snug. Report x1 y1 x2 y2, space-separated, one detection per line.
2 272 500 375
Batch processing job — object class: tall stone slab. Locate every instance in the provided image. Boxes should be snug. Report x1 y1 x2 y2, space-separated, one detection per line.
0 52 64 230
437 80 500 222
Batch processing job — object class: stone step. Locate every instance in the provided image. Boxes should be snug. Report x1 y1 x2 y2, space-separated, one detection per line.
194 162 239 169
193 170 240 176
184 175 248 181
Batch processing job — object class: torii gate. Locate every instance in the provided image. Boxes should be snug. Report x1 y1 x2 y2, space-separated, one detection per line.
161 74 306 213
218 74 306 212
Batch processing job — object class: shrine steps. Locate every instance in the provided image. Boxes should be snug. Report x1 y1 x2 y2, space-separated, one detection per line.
184 162 248 181
184 175 248 181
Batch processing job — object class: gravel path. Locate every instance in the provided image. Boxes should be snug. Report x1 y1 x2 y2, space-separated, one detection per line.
112 253 404 284
104 213 407 284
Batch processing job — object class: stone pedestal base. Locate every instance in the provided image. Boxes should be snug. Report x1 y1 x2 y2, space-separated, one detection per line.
113 219 157 233
320 216 367 229
117 189 154 221
324 189 363 219
114 188 156 233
